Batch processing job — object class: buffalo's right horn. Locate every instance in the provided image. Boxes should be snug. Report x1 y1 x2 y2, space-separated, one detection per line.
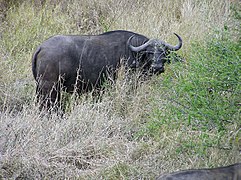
158 33 182 51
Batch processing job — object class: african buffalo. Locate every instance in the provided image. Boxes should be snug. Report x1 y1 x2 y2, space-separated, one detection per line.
157 163 241 180
32 30 182 110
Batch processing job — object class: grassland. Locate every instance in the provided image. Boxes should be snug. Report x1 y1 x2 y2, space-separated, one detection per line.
0 0 240 179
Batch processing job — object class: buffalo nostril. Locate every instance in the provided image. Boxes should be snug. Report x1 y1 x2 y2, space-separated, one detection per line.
151 64 164 73
158 67 165 73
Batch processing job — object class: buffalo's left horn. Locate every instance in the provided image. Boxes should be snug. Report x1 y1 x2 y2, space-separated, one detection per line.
158 33 182 51
128 35 153 52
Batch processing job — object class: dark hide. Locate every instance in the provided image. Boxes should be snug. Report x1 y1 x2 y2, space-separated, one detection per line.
156 163 241 180
32 30 182 111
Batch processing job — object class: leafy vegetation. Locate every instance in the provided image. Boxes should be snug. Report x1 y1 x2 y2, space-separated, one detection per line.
138 32 240 159
146 31 240 133
0 0 240 179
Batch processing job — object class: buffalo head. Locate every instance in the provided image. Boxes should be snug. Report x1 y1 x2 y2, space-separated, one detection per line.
127 33 182 74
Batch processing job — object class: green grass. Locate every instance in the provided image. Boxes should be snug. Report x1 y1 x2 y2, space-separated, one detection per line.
139 29 240 147
133 29 241 166
0 0 240 179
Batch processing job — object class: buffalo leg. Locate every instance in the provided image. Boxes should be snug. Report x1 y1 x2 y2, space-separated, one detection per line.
36 81 61 112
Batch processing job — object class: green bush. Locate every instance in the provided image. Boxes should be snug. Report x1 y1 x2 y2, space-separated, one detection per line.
142 29 240 137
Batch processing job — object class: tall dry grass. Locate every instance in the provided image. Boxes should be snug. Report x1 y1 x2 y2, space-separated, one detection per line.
0 0 240 179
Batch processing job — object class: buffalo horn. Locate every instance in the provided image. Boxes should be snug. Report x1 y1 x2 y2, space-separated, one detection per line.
128 35 153 52
158 33 182 51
